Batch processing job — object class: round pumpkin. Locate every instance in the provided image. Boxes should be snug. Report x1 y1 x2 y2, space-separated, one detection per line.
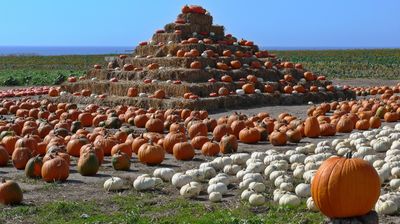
41 157 69 182
0 145 9 166
219 134 238 154
138 141 165 165
163 132 186 154
238 127 260 144
201 140 220 156
77 151 99 176
269 131 287 146
24 155 43 178
173 142 195 161
0 179 23 205
111 150 131 170
212 124 232 142
12 147 31 170
311 153 380 218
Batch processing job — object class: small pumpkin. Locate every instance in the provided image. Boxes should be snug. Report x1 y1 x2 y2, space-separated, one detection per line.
173 142 195 161
269 131 287 146
219 134 238 154
239 127 260 144
24 155 43 178
111 150 131 171
304 116 320 138
138 141 165 165
0 179 23 205
77 150 100 176
201 139 220 156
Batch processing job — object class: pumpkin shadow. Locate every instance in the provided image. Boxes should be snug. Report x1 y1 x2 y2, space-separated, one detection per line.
66 179 84 184
94 173 111 178
157 163 181 168
192 158 206 162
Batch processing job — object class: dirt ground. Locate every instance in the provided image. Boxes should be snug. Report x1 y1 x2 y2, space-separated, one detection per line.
1 79 400 223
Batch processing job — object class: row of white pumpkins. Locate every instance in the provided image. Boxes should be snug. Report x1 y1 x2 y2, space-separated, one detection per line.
104 123 400 214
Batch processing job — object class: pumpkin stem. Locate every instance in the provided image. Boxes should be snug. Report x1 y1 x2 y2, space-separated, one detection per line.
345 151 353 159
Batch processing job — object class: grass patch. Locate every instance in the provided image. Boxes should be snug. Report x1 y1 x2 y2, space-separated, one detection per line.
0 192 324 224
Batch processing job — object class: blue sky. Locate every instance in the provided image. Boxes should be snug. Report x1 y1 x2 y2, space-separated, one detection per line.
0 0 399 48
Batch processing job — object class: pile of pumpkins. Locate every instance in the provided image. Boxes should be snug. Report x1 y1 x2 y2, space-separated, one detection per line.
351 83 400 97
0 86 49 98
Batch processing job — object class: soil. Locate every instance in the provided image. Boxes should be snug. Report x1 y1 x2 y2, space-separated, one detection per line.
1 78 400 223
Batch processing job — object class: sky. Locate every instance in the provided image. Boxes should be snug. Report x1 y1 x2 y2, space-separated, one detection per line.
0 0 399 48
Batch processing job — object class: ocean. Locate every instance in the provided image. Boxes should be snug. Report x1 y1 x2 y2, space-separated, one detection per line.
0 46 392 56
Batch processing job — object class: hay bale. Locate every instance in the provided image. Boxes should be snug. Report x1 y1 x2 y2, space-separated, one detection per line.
152 33 181 44
177 13 213 27
134 45 161 57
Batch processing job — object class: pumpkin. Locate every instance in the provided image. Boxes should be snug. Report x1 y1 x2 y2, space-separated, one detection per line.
77 150 99 176
221 75 233 82
212 124 232 141
163 132 186 154
131 134 148 154
311 152 380 218
239 127 260 144
269 131 287 146
201 139 220 156
41 157 69 182
2 135 19 155
190 136 209 150
111 142 132 158
230 60 242 69
304 72 314 81
94 135 118 156
0 179 23 205
319 123 336 136
304 116 320 138
384 112 398 122
145 116 164 133
369 116 381 129
0 145 9 166
134 114 149 128
66 137 89 157
188 122 208 139
231 120 246 138
190 61 202 69
355 119 370 130
127 87 138 97
286 129 302 143
111 150 131 170
242 83 255 94
12 146 31 169
173 142 195 161
219 134 238 154
218 87 230 96
24 155 43 178
104 177 125 191
336 116 354 133
80 143 104 165
138 141 165 165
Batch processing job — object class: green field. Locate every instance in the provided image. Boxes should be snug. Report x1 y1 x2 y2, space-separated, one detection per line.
0 49 399 86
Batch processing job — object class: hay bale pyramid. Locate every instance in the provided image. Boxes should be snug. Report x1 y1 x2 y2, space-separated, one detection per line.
59 5 355 111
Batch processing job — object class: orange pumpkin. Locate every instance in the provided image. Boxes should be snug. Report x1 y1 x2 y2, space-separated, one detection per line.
369 116 381 129
201 140 220 156
127 87 138 97
242 83 255 94
190 136 209 150
238 127 260 144
355 119 370 130
138 141 165 165
230 60 241 69
304 116 320 138
41 156 69 182
190 61 202 69
212 124 232 142
311 153 380 218
269 131 287 146
173 142 195 161
219 134 238 154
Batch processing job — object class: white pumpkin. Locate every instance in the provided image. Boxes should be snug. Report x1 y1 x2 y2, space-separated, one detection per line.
389 179 400 189
303 170 317 183
279 194 301 206
315 146 332 154
293 165 305 179
273 189 286 202
269 170 286 182
270 160 289 171
295 146 309 154
236 170 251 180
249 182 266 193
363 155 379 165
249 194 265 206
171 173 192 188
209 173 231 186
304 162 319 171
153 168 175 182
372 160 385 169
133 177 156 191
199 167 217 179
246 162 265 173
295 183 311 198
241 189 255 201
246 158 263 167
207 182 228 195
239 178 255 190
279 182 294 191
104 177 125 191
230 153 250 165
180 182 201 198
236 89 245 95
372 138 390 152
375 199 398 215
223 164 242 175
186 169 206 182
274 175 293 187
264 165 280 177
337 147 352 156
243 173 264 182
209 192 222 202
289 154 306 164
306 197 319 211
391 167 400 178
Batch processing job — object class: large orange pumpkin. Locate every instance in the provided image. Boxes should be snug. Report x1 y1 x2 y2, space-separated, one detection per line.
311 153 380 218
173 142 195 161
0 179 23 205
238 127 260 144
138 141 165 165
41 156 69 182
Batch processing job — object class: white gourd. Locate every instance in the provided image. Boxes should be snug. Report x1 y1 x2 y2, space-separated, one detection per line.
269 170 286 182
223 164 242 175
389 179 400 189
246 162 265 173
207 182 228 195
133 177 156 191
243 173 263 182
246 158 263 167
306 197 319 211
303 170 317 183
251 152 267 161
199 167 217 179
209 192 222 202
230 153 250 165
372 138 390 152
375 199 398 215
289 154 306 164
264 165 279 177
249 182 266 193
279 194 301 206
363 155 378 165
391 167 400 178
103 177 125 191
249 194 265 206
274 175 293 187
241 189 255 201
273 189 286 202
236 170 251 180
153 168 175 182
171 173 192 188
372 160 385 169
295 183 311 198
180 182 201 198
293 165 305 179
270 160 289 170
208 173 230 186
279 182 294 191
304 162 319 171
